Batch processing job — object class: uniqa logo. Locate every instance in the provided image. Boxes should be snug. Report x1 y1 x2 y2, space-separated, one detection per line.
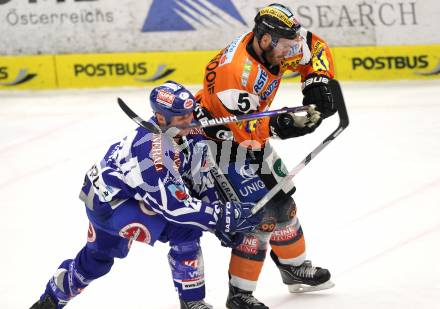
142 0 247 32
239 165 258 184
0 68 36 86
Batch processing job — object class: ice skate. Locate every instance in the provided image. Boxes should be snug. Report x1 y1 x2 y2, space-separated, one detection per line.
180 298 213 309
270 250 335 293
29 294 57 309
226 283 268 309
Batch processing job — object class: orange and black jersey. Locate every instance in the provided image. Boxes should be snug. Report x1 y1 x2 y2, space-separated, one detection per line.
196 29 334 149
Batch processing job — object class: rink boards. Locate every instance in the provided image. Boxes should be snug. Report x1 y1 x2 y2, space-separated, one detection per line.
1 44 439 90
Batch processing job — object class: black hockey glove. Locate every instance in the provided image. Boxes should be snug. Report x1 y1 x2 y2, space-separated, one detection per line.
214 230 245 248
213 201 264 248
215 201 263 234
302 74 336 119
269 105 322 140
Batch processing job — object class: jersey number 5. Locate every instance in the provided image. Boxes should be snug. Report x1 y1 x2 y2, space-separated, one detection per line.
237 93 251 113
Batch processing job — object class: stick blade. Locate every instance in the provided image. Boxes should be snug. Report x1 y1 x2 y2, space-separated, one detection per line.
329 79 349 128
117 97 160 134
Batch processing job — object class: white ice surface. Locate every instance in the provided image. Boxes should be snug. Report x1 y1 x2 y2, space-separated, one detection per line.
1 80 440 309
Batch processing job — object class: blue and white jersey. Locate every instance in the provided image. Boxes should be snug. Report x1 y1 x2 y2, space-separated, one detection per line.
80 117 219 231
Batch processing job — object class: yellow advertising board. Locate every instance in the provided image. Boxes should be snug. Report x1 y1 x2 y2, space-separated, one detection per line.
0 55 56 90
1 45 439 91
333 45 440 80
55 51 216 89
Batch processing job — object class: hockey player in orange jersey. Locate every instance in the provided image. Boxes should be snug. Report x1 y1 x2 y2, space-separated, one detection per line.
195 3 337 308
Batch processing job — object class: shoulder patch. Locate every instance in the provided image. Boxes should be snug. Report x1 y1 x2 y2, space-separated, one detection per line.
241 57 253 87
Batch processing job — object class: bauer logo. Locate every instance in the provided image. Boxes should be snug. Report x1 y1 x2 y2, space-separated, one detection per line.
142 0 246 32
0 67 37 86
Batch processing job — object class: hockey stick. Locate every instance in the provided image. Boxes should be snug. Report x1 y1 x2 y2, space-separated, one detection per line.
251 79 349 215
117 98 161 134
117 97 310 133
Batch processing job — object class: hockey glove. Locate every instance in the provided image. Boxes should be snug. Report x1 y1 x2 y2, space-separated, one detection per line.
214 231 245 248
269 105 322 139
215 201 263 234
302 74 336 119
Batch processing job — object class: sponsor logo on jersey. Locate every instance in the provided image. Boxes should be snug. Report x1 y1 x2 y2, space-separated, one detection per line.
253 66 269 94
181 277 205 290
259 219 276 232
241 57 252 87
142 0 246 32
205 53 222 94
236 235 259 255
220 33 248 67
270 224 297 242
151 134 164 171
183 259 199 269
227 162 267 201
119 223 151 245
273 158 288 177
0 67 37 86
352 55 429 71
260 79 279 101
239 165 258 184
215 129 234 141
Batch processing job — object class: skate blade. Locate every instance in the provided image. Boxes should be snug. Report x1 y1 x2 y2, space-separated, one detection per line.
288 280 335 293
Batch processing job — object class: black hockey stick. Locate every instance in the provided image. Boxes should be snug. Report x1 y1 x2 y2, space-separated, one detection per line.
117 98 161 134
251 79 349 214
117 97 310 133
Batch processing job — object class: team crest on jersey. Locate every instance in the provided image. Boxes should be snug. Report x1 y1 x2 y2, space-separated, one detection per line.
237 119 258 133
312 41 329 72
167 183 190 201
119 223 151 245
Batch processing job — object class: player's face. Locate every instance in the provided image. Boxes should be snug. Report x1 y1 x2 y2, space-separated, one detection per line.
266 37 300 65
169 112 194 136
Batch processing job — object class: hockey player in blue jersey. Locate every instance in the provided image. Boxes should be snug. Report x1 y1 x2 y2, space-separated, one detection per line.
30 81 263 309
